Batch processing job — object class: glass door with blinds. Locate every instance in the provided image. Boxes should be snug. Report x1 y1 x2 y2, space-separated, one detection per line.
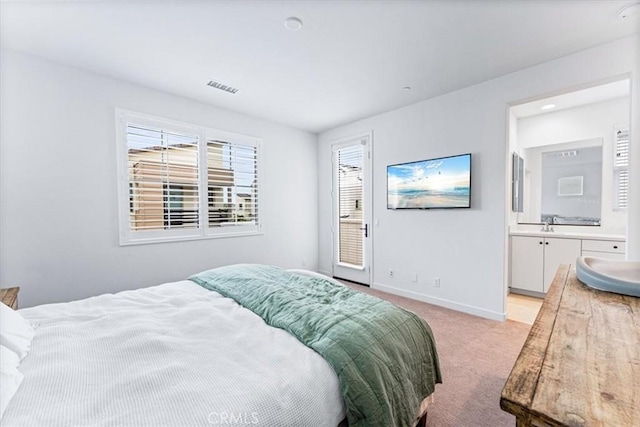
332 135 372 285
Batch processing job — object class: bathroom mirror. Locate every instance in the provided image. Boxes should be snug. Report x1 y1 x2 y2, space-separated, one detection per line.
518 139 603 225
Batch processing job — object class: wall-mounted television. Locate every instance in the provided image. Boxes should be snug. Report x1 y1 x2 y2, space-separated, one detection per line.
387 153 471 209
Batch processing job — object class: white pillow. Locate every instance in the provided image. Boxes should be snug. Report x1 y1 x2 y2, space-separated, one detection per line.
0 360 24 419
0 302 34 360
0 345 20 371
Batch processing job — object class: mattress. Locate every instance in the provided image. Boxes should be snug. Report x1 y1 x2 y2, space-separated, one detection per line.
2 280 346 426
191 264 442 426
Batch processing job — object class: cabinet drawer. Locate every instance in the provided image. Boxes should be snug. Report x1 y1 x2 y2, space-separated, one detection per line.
582 250 626 260
582 240 625 254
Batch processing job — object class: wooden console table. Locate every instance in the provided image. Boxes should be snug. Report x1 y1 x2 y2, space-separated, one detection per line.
501 264 639 426
0 286 20 309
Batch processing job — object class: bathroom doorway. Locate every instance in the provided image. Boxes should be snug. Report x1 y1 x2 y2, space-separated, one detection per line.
505 77 631 322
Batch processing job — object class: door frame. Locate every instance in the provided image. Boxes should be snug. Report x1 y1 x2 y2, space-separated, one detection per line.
331 132 373 285
504 73 633 317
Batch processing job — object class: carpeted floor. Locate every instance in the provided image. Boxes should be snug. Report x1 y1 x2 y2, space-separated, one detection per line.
341 282 531 427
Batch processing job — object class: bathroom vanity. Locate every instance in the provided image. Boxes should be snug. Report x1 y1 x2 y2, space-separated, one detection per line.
509 230 625 294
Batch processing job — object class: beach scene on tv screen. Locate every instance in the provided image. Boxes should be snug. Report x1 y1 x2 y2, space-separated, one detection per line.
388 155 470 209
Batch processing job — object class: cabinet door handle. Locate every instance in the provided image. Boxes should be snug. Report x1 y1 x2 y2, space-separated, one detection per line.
539 241 543 245
545 242 549 245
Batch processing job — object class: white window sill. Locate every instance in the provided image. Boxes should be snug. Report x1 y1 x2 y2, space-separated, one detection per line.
119 230 264 246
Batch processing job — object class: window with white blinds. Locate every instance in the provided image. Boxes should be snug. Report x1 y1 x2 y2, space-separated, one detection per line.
117 110 261 245
337 145 364 267
613 128 629 210
206 140 259 228
127 125 200 232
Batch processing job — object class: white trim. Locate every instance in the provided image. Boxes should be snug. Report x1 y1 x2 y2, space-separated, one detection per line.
116 108 261 141
119 231 264 247
336 262 365 271
502 105 512 326
329 131 374 147
330 131 374 285
507 73 631 109
206 222 261 237
207 128 260 147
612 124 629 211
115 109 129 245
119 112 200 137
372 282 507 322
197 127 208 232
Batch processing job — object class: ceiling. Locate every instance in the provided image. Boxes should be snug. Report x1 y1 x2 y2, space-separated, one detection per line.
1 1 639 133
511 79 631 118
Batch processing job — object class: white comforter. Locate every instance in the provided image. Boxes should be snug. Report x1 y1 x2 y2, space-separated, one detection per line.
3 280 346 426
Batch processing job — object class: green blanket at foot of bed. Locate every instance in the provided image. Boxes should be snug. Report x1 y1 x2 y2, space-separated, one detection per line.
190 264 441 427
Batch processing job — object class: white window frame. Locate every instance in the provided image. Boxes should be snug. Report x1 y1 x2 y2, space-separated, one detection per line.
115 109 263 246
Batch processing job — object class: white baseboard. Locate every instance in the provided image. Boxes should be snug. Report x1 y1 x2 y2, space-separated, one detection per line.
372 282 507 322
317 269 332 277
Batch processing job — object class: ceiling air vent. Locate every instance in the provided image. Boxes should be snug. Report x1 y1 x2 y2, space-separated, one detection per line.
547 150 578 159
206 80 239 94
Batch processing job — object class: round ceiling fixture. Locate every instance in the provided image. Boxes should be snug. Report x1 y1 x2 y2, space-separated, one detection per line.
284 17 303 31
618 3 640 19
541 104 556 110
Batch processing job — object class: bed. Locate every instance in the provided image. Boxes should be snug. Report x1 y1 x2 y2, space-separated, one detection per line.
1 264 441 426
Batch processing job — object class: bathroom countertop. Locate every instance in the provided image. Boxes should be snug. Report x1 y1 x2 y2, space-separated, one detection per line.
509 230 625 241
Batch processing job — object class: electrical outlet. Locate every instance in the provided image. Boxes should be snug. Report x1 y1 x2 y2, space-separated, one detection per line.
411 272 418 283
301 259 306 267
389 269 395 278
434 277 441 287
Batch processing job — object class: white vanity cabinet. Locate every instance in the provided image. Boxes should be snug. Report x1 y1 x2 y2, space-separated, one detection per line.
582 239 626 260
510 236 582 293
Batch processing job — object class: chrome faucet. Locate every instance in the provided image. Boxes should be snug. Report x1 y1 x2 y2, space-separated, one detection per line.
541 221 554 232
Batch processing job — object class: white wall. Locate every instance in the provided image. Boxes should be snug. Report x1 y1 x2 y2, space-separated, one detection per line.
318 35 639 320
628 39 640 261
0 50 319 308
515 96 629 232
